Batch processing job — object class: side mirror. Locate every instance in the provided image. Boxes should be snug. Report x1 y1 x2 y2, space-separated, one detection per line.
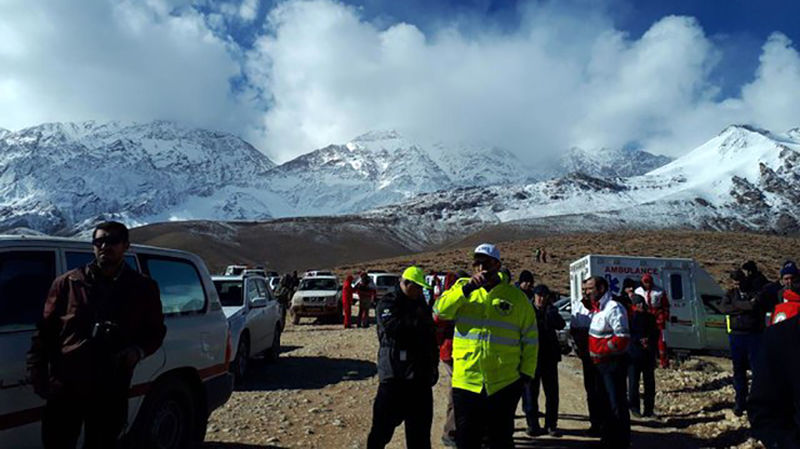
251 298 267 308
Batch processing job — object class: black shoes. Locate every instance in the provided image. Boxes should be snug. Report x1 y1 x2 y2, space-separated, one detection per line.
441 435 457 447
526 426 561 438
733 406 745 417
586 426 602 437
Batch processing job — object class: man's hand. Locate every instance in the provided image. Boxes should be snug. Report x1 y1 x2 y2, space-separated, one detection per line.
117 346 143 371
462 272 486 296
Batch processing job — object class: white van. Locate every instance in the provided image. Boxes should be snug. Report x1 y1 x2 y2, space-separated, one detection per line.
0 236 233 449
569 254 728 352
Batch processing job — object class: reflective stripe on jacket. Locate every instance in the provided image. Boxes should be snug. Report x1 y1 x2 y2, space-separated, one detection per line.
433 278 538 395
588 292 630 364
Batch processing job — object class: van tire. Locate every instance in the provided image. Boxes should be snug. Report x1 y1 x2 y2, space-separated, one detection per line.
126 378 195 449
232 336 249 384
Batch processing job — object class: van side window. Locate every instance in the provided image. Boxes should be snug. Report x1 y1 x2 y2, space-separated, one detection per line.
142 256 206 315
670 273 684 300
0 251 56 333
65 251 138 271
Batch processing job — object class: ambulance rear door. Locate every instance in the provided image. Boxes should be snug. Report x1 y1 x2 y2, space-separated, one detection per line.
663 267 702 350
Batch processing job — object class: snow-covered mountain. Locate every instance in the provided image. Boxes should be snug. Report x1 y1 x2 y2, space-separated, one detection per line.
5 119 789 241
557 146 672 178
0 120 276 234
366 124 800 243
262 130 668 215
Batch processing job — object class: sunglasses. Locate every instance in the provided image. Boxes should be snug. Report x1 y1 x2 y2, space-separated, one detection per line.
92 235 125 247
472 257 493 267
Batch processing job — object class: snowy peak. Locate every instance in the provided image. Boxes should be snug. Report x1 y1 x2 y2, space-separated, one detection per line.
560 146 672 178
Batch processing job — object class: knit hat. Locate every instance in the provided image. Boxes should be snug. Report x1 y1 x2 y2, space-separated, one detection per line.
730 270 746 282
780 260 798 277
742 260 758 273
518 270 534 284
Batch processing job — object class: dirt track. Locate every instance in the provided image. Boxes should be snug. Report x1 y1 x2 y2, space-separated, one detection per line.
203 317 758 449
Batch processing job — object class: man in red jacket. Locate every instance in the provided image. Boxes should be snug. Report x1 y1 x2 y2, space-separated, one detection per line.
27 221 166 449
635 274 670 368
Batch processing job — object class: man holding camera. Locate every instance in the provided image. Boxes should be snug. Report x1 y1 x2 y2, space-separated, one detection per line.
434 243 538 449
27 221 166 449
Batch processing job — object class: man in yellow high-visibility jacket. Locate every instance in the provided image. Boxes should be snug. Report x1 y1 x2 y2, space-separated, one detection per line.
434 243 538 449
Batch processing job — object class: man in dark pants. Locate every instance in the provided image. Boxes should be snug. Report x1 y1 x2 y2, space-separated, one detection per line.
627 293 659 417
367 266 439 449
717 269 769 416
749 280 800 448
586 276 631 448
523 284 565 437
27 221 166 449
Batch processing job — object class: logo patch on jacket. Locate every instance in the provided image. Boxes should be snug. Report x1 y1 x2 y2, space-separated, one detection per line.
381 308 392 319
493 299 513 316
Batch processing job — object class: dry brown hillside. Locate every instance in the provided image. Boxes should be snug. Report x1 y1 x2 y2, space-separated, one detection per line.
337 230 800 292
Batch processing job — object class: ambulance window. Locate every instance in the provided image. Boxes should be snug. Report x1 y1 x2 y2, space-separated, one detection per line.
670 274 684 300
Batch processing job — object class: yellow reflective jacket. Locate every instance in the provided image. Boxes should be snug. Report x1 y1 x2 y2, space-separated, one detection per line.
434 277 538 395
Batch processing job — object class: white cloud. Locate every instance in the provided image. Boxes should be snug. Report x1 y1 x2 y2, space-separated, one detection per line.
0 0 255 136
1 0 798 163
244 0 800 161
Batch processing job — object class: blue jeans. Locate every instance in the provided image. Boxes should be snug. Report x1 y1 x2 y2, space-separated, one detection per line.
729 333 762 410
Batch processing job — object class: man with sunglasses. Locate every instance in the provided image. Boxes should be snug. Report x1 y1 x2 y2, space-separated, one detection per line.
434 243 538 449
27 221 166 449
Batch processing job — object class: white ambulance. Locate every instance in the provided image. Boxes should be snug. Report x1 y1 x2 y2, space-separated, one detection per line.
569 254 728 352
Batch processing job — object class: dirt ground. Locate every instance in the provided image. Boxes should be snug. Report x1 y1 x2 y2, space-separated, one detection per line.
203 316 761 449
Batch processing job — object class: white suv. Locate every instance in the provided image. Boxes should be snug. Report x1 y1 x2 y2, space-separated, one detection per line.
0 236 233 449
212 274 283 384
290 276 341 324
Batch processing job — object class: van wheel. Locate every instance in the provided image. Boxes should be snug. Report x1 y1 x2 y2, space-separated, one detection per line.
232 336 249 383
265 325 281 362
127 379 195 449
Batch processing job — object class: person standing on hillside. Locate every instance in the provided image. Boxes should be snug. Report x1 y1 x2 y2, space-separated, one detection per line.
354 272 377 328
635 274 670 368
27 221 166 449
367 266 439 449
522 284 566 437
534 248 542 263
585 276 631 448
717 269 771 416
342 275 354 328
434 243 538 449
541 248 548 264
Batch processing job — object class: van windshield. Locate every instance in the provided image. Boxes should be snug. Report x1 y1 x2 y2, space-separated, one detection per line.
214 281 244 307
300 278 337 290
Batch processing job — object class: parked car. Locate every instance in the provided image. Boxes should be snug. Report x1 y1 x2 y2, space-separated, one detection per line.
212 274 284 383
0 236 233 449
290 276 341 324
224 264 248 276
368 272 400 302
268 275 281 290
303 269 335 277
553 296 573 355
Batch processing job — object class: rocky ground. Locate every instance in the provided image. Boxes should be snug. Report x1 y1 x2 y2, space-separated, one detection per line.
203 317 762 449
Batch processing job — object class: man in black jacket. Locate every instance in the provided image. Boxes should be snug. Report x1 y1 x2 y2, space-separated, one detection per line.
717 269 770 416
522 284 566 437
748 313 800 448
627 294 659 417
367 266 439 449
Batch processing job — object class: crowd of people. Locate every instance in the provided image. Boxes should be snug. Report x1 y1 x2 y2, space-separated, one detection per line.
367 244 800 449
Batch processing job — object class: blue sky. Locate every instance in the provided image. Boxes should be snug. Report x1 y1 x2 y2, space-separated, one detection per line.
2 0 799 161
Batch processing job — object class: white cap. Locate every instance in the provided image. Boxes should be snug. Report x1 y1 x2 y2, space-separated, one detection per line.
474 243 500 261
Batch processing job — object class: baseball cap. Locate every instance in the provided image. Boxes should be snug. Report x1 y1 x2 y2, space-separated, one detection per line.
474 243 500 261
401 266 432 290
